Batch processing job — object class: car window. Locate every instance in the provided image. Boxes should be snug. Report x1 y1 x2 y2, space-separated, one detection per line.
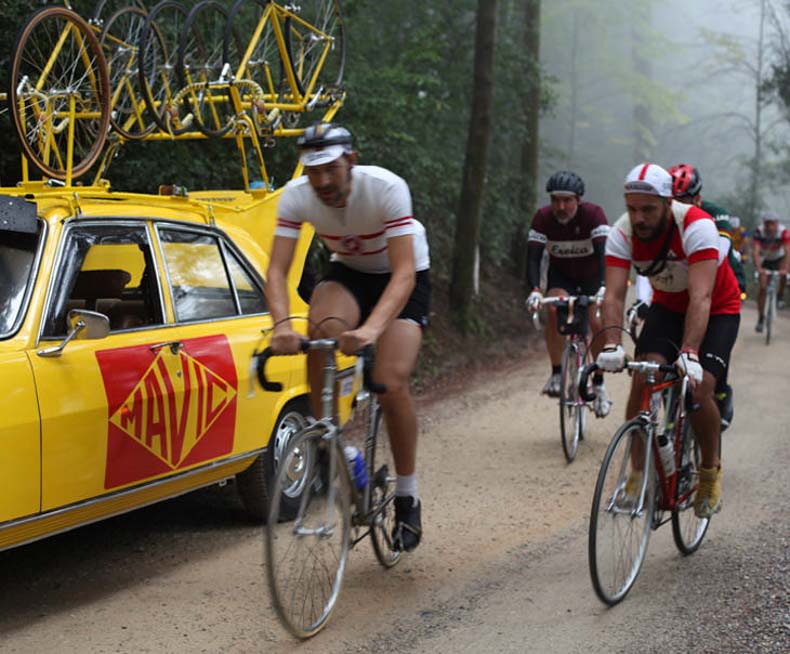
159 228 238 322
225 246 267 315
0 222 43 338
43 223 164 337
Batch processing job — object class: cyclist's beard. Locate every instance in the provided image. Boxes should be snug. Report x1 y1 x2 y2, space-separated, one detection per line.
634 206 669 242
316 168 352 208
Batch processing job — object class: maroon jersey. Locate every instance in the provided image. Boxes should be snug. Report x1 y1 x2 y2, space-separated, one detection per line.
528 202 610 283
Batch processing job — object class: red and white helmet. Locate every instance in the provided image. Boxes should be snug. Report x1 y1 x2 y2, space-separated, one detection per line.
624 163 673 197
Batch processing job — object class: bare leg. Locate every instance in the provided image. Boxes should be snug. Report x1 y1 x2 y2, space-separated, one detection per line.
757 273 768 318
305 281 360 418
374 320 422 476
544 287 569 367
689 370 720 469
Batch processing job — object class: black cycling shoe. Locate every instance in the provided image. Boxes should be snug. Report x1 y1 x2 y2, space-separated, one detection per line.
716 384 734 432
392 496 422 552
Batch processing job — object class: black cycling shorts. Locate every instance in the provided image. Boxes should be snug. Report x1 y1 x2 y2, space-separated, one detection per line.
635 302 740 380
547 267 600 297
321 262 431 329
762 257 785 271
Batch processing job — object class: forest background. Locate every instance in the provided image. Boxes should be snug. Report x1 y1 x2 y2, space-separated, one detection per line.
2 0 790 365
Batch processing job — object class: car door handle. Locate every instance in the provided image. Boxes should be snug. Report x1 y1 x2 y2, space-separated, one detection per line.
150 340 183 355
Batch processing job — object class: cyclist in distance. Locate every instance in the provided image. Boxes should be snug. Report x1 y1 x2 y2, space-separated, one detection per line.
526 170 612 417
597 163 741 518
668 163 742 429
265 123 430 552
752 211 790 328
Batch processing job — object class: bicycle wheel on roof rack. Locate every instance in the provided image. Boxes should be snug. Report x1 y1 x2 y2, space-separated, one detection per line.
224 0 288 103
100 5 161 140
178 0 238 137
138 0 194 136
91 0 148 27
284 0 345 101
9 6 111 180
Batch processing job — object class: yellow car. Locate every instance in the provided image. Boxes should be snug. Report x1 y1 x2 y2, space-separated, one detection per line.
0 180 354 551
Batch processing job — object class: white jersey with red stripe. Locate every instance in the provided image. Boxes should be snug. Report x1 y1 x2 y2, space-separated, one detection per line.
275 165 430 274
753 222 790 262
606 201 740 315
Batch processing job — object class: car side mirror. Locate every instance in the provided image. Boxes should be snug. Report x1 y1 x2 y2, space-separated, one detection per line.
38 309 110 358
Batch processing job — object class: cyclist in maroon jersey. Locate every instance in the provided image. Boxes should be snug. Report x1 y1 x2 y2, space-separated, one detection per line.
526 171 612 417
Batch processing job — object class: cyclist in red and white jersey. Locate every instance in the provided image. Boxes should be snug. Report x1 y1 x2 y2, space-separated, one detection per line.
526 171 612 417
597 163 741 518
752 212 790 330
267 123 430 552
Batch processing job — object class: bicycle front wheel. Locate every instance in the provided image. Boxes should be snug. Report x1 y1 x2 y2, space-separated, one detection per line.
589 418 655 605
365 397 403 568
559 342 582 463
766 287 774 345
671 421 710 554
266 427 351 639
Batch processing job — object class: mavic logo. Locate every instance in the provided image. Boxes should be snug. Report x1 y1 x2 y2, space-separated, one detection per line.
97 335 238 489
109 349 236 469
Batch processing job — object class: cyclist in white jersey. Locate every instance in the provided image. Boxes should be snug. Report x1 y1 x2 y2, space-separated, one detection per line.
266 124 430 552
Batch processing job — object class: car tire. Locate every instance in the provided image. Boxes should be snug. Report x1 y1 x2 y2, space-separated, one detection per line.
236 397 311 522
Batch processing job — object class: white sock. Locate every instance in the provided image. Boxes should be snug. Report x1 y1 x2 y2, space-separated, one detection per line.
395 473 418 504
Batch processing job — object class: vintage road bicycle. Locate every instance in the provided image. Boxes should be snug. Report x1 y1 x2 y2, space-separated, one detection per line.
255 338 400 638
756 269 785 345
579 359 710 605
530 293 603 463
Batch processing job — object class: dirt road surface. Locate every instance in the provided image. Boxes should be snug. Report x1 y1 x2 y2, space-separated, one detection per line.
1 302 787 653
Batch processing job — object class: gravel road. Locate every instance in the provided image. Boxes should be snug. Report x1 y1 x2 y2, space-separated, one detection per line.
0 302 787 653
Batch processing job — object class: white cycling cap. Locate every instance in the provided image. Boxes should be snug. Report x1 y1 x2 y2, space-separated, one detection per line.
298 124 354 167
761 210 780 222
624 163 673 197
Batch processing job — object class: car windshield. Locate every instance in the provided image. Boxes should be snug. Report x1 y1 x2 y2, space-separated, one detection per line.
0 223 43 337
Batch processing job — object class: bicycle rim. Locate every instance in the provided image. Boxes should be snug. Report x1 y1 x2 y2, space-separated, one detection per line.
266 428 350 638
671 421 710 554
284 0 345 100
100 6 159 139
365 397 403 568
10 6 111 180
589 419 655 605
559 343 580 463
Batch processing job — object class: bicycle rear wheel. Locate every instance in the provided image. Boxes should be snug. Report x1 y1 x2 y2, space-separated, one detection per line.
671 420 710 554
559 342 582 463
10 6 111 180
589 418 655 605
266 427 350 639
284 0 345 100
365 396 403 568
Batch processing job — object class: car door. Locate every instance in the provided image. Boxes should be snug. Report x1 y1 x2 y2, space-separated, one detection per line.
30 220 180 510
154 224 288 458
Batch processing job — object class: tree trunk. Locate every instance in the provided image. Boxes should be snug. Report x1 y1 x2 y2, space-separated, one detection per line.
515 0 541 282
749 0 767 225
450 0 498 332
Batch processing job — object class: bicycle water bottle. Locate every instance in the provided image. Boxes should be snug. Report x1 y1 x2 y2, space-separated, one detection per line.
656 434 675 476
344 445 368 490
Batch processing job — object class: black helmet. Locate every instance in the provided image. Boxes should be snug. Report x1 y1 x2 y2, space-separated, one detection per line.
297 122 353 151
546 170 585 196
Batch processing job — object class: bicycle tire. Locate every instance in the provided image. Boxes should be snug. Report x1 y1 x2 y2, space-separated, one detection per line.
100 6 160 140
765 285 774 345
365 396 403 569
671 419 710 555
266 426 350 638
589 417 655 605
178 0 236 137
137 0 193 135
91 0 148 26
283 0 345 100
559 341 581 463
9 6 111 180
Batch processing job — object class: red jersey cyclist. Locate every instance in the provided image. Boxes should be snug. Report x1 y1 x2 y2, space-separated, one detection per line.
266 123 430 552
752 211 790 330
597 163 741 518
526 171 612 417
